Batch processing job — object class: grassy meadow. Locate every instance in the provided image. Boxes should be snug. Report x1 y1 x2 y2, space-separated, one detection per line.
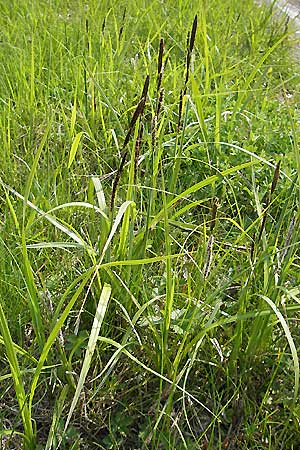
0 0 300 448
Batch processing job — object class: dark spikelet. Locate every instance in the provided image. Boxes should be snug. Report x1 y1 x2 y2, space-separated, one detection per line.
134 123 144 183
184 31 191 87
141 74 150 100
177 89 184 130
184 63 190 88
184 15 198 87
85 18 90 51
157 72 163 97
111 75 149 210
210 197 219 232
189 15 198 53
156 87 164 117
157 73 163 96
123 98 145 148
179 15 198 130
158 38 164 75
110 151 128 210
157 38 164 92
258 209 268 242
270 160 281 196
102 17 106 35
119 8 127 40
123 75 149 147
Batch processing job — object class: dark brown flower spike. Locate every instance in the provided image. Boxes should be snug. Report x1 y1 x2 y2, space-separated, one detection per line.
134 122 144 183
178 15 197 129
189 14 198 53
110 150 128 210
270 160 281 196
123 75 149 148
141 74 150 100
110 74 149 210
184 15 198 89
210 197 219 232
102 17 106 35
177 89 184 130
119 8 127 40
157 38 165 92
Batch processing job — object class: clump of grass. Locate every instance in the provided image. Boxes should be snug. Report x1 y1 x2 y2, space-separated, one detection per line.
0 0 300 448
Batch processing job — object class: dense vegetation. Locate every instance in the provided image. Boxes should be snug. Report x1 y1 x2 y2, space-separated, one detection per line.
0 0 300 448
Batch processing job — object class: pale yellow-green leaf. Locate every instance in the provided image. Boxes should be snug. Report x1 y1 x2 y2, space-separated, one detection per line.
92 177 107 211
70 96 77 137
68 132 83 169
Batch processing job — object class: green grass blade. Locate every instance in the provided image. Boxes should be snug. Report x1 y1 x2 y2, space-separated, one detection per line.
22 118 52 223
96 336 215 418
21 233 45 351
64 283 111 431
70 94 77 138
45 385 69 450
259 295 299 402
0 301 35 448
99 200 133 264
1 182 95 251
231 33 288 125
68 131 84 169
29 272 93 411
150 161 256 228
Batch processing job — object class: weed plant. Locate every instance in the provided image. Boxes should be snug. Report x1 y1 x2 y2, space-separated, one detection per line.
0 0 300 448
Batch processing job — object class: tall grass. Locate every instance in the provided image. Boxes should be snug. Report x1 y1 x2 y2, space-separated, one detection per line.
0 0 299 448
